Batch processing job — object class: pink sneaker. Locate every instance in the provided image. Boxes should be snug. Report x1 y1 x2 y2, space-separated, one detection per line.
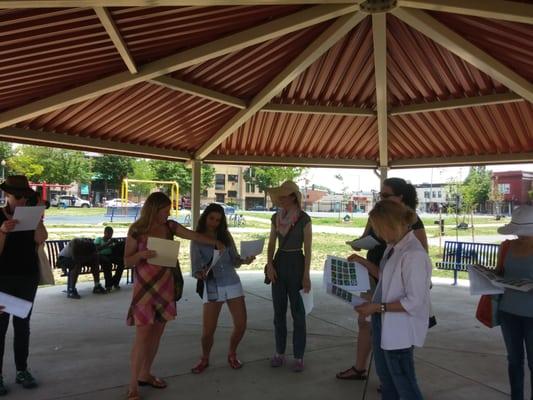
270 354 284 368
292 359 304 372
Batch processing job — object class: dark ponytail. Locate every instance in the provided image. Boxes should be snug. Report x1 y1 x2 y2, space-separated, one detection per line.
383 177 418 210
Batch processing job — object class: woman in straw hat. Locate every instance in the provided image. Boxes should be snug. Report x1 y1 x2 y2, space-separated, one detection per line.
0 175 48 394
496 205 533 400
266 181 312 372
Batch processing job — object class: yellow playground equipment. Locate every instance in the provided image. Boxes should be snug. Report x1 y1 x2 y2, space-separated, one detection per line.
121 179 179 216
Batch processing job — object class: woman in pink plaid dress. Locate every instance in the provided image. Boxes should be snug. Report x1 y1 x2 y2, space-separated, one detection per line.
125 192 224 400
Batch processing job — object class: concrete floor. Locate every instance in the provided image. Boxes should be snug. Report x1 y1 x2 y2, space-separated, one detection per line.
1 272 526 400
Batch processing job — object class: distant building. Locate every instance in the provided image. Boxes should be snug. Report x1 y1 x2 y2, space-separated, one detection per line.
414 183 449 213
491 171 533 209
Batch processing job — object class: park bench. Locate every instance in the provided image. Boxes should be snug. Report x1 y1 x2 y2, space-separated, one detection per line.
45 238 133 284
436 241 500 285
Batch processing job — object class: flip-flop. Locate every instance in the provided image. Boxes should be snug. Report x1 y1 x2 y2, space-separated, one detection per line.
336 366 367 380
137 377 167 389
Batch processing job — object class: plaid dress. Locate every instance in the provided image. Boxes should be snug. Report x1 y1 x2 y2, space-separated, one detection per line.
126 236 177 326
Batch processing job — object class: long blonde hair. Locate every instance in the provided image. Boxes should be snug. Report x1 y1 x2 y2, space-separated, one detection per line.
128 192 171 239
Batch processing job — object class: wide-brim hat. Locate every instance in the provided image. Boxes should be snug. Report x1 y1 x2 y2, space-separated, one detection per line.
0 175 35 197
268 181 302 207
497 205 533 236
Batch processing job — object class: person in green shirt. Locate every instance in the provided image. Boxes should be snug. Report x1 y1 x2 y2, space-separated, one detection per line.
95 227 124 290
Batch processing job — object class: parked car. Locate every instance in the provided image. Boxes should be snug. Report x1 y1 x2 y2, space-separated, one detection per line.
200 202 235 215
50 195 91 208
248 205 267 211
104 198 138 208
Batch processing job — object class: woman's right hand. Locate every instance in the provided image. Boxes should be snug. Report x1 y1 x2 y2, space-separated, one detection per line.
139 249 156 259
347 253 365 263
194 270 207 281
266 262 277 283
0 219 18 234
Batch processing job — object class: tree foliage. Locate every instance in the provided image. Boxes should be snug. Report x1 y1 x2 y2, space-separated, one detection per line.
244 166 306 201
151 161 215 194
460 166 492 212
93 155 134 189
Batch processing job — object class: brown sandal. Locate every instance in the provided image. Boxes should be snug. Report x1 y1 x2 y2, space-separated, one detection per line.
336 366 367 380
191 357 209 374
228 353 243 369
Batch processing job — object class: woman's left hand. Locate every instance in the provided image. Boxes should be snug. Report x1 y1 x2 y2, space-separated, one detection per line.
355 302 380 317
242 256 255 265
302 274 311 293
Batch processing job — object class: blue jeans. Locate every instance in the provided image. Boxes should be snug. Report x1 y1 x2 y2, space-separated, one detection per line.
372 315 424 400
499 310 533 400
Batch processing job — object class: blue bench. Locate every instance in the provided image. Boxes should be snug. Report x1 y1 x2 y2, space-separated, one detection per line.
436 241 500 285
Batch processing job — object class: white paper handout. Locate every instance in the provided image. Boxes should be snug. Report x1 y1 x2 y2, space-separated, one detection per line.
468 264 533 293
0 291 33 319
146 237 180 267
346 235 380 250
240 238 265 259
299 289 314 315
204 249 221 275
323 255 371 293
467 265 504 295
325 283 368 307
11 206 45 232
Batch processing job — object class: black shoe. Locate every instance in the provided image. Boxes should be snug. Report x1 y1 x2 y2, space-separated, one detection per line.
113 284 121 290
67 289 81 299
16 370 37 389
0 376 8 396
93 284 107 294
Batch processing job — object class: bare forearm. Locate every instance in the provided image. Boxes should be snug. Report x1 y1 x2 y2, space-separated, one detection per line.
382 301 406 312
34 222 48 244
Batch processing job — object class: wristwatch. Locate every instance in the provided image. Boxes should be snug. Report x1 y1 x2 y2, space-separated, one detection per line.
380 303 386 313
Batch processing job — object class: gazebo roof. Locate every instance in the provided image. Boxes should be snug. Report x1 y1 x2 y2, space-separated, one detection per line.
0 1 532 169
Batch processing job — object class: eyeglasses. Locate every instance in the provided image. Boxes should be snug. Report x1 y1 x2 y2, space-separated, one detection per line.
379 192 396 199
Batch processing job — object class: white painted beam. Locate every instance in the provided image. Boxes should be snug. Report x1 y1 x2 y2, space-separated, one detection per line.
204 154 377 168
398 0 533 25
0 4 358 129
0 127 191 160
389 92 524 116
392 8 533 103
190 159 202 229
391 153 533 168
261 103 375 116
151 76 246 109
195 11 368 159
94 7 138 74
372 13 388 169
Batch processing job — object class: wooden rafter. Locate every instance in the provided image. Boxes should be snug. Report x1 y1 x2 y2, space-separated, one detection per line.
204 154 377 168
0 127 191 161
0 0 359 7
195 11 368 159
94 7 138 74
392 8 533 103
0 4 358 130
398 0 533 25
261 103 375 116
391 153 533 168
389 92 524 116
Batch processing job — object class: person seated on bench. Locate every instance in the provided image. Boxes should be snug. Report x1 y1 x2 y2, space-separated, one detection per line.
57 238 108 299
94 227 125 290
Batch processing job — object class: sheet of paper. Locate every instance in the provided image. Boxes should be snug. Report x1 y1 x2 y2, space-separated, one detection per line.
325 283 368 308
240 239 265 259
204 249 221 275
346 235 380 250
323 255 371 292
467 265 504 295
0 291 33 319
299 289 314 315
11 206 45 232
146 237 180 268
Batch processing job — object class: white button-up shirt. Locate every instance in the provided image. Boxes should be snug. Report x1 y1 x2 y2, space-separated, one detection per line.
373 230 432 350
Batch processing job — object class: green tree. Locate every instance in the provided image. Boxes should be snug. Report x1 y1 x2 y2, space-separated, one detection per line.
244 166 306 203
0 142 12 166
6 153 44 181
129 159 155 201
93 154 134 191
33 147 92 184
151 161 215 194
460 166 492 213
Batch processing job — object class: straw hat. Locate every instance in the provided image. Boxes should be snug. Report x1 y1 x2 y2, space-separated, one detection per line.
497 205 533 236
0 175 35 197
267 181 302 207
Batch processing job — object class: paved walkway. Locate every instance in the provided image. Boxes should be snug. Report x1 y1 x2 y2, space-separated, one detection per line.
1 272 525 400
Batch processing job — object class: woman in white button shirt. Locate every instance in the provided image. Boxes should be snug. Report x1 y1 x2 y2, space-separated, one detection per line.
355 200 432 400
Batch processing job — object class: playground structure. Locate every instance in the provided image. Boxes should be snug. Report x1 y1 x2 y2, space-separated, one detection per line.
120 179 179 217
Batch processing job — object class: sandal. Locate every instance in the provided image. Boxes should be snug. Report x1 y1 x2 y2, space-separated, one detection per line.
137 376 167 389
336 366 367 380
191 357 209 374
227 353 243 369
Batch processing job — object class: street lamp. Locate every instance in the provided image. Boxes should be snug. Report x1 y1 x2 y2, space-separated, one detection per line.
0 159 5 182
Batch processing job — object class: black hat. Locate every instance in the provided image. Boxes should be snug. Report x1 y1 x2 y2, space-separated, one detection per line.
0 175 35 197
